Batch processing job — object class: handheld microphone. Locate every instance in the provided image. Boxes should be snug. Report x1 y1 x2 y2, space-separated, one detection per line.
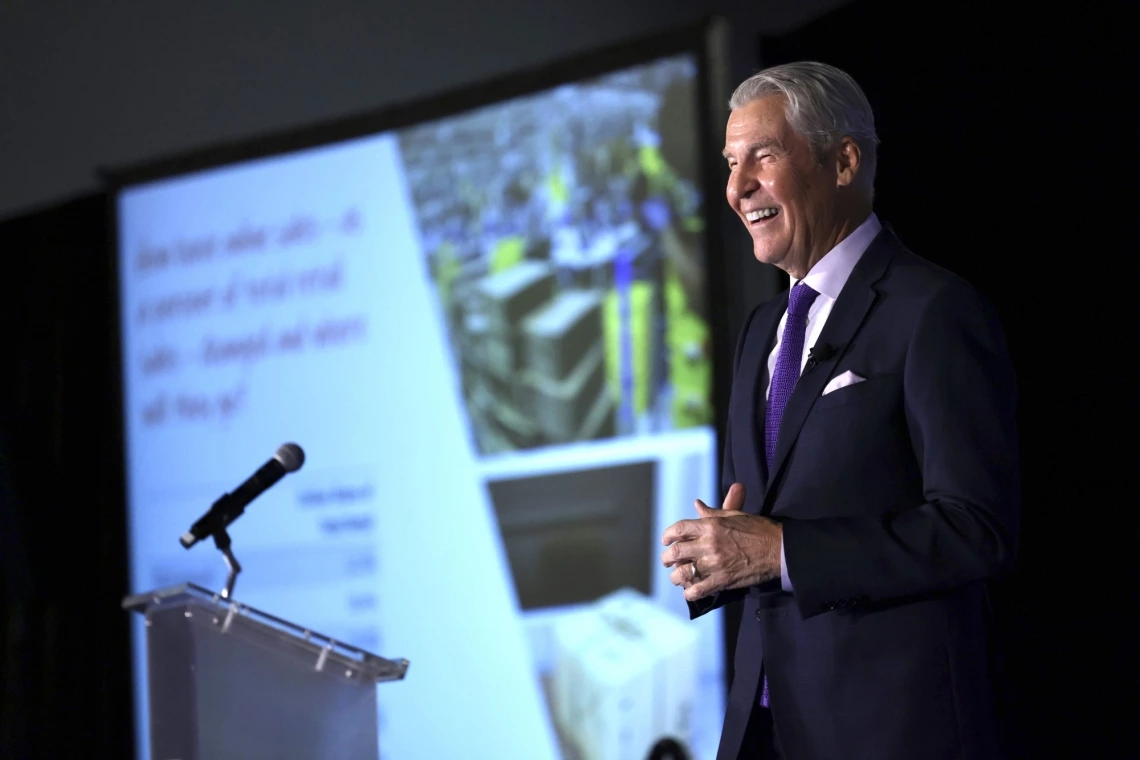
179 443 305 549
805 343 837 373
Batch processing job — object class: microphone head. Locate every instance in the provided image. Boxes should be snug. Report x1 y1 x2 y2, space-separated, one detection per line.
274 443 305 473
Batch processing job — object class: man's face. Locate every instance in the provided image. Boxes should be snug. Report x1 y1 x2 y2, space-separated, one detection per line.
723 94 844 276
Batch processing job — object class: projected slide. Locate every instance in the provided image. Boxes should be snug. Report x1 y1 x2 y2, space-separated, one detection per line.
119 54 722 760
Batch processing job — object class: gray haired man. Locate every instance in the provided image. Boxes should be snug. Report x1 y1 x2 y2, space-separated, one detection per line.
662 62 1019 759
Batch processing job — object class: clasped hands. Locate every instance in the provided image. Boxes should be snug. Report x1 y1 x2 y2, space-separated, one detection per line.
660 483 783 602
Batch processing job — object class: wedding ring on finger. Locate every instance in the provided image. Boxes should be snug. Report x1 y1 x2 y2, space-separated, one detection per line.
689 560 700 581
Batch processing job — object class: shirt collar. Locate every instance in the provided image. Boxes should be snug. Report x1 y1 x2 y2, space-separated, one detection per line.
798 213 882 300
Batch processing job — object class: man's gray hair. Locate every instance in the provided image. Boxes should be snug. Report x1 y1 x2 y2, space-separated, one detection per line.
729 61 878 195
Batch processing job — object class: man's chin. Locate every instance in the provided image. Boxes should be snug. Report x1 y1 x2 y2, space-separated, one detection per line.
751 243 787 267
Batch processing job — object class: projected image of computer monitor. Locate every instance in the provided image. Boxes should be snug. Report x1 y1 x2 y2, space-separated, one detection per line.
115 25 726 760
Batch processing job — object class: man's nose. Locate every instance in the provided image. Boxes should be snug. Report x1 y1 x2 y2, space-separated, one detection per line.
726 170 757 203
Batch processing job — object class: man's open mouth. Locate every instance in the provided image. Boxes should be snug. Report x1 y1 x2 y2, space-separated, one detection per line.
745 208 779 224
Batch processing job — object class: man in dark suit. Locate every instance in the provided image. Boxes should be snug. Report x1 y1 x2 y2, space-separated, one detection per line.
661 62 1019 759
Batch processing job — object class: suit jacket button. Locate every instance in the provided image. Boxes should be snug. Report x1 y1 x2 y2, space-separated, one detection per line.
755 609 763 621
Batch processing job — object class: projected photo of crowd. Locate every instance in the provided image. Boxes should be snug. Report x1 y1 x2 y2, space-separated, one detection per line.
397 56 712 456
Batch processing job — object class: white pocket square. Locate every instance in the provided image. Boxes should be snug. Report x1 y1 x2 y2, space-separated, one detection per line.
822 370 865 396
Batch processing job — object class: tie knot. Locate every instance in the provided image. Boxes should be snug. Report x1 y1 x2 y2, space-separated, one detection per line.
788 283 820 319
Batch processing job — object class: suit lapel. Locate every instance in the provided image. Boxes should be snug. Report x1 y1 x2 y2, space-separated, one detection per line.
737 294 785 508
762 230 899 511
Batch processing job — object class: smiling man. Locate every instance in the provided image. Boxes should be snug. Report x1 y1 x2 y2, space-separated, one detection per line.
661 62 1020 759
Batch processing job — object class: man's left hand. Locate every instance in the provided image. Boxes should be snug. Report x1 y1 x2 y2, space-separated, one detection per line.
660 483 783 602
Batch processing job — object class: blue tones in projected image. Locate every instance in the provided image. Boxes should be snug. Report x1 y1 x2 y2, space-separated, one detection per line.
116 50 724 760
397 56 713 457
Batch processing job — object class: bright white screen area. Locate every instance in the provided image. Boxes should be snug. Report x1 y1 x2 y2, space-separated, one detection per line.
119 54 723 760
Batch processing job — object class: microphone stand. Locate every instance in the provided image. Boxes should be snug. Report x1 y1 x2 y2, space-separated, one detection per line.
211 526 242 600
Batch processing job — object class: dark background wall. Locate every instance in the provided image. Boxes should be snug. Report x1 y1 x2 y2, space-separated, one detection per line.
1 1 1133 758
1 194 125 758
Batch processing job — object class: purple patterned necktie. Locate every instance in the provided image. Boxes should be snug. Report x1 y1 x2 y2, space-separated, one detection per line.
765 282 820 470
760 282 820 708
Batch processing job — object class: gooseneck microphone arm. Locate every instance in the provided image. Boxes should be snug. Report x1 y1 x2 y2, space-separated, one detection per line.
212 526 243 600
178 443 305 599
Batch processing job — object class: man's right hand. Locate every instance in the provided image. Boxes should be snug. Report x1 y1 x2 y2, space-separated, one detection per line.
662 482 784 600
662 483 747 590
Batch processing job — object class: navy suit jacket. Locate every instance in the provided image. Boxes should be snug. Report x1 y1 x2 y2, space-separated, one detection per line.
692 228 1020 760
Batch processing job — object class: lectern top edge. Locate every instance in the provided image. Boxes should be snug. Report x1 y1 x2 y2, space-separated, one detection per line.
123 582 409 685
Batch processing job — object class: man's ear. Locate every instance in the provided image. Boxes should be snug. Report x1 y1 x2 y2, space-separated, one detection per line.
835 136 862 189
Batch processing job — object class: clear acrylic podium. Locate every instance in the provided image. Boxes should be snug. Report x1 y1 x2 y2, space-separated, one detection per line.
123 583 408 760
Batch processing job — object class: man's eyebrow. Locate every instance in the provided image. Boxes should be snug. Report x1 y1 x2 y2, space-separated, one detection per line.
722 139 782 159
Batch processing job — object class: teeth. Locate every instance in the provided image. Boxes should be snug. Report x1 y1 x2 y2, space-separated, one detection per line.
745 208 778 221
